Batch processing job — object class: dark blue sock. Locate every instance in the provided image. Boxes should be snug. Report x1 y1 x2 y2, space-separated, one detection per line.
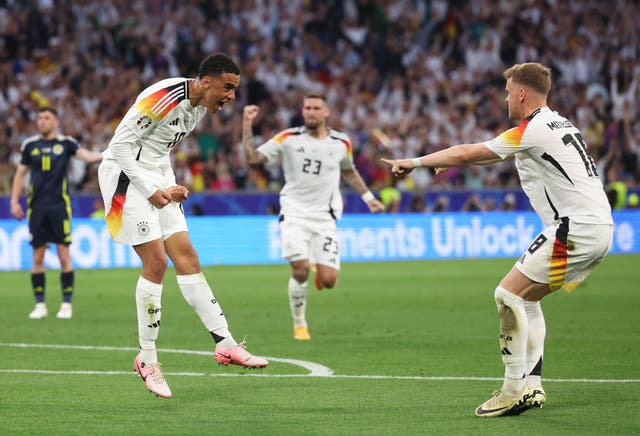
31 272 45 303
61 271 74 303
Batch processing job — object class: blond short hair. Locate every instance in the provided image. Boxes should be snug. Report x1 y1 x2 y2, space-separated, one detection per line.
503 63 551 96
304 93 327 102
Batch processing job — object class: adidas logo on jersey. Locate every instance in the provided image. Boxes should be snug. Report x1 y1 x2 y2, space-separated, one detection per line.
296 147 305 152
169 118 180 126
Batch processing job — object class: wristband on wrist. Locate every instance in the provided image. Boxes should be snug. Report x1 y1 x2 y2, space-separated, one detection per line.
412 158 422 168
361 191 375 203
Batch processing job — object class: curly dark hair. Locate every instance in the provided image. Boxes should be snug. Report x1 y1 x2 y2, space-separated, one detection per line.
198 53 240 78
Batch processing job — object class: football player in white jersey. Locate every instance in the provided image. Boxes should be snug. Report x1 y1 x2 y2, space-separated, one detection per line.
382 63 613 417
242 95 384 341
98 53 268 399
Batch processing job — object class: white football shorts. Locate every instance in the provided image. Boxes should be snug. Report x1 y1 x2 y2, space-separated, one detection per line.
98 160 188 245
515 218 613 292
279 215 341 270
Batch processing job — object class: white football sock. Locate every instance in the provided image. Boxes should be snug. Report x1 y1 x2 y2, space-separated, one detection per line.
136 276 162 364
288 277 308 328
524 300 546 388
177 273 236 348
494 286 527 396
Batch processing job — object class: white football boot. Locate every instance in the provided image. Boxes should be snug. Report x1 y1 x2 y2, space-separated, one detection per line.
28 303 48 319
56 303 73 319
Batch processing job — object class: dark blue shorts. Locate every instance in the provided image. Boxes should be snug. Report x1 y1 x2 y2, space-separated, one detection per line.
28 206 72 247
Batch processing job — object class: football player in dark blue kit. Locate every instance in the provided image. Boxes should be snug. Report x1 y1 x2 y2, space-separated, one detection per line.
10 107 102 319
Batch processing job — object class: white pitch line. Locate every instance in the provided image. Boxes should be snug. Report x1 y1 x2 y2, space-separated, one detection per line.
1 343 638 383
0 342 333 377
0 369 638 383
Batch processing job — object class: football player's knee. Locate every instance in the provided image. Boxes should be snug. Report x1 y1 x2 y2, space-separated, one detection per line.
174 250 200 274
150 254 169 274
32 248 46 266
292 270 309 284
320 272 339 289
290 260 310 283
494 288 514 328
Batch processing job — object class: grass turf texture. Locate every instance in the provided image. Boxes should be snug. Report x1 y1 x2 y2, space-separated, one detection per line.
1 255 639 435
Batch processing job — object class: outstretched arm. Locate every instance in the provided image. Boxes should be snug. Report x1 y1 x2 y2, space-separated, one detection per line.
341 168 385 212
436 154 508 175
75 147 103 164
473 156 506 165
382 143 501 176
242 105 268 165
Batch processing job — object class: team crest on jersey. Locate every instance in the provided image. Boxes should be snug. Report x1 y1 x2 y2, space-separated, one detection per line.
137 221 150 236
136 115 152 130
53 144 64 155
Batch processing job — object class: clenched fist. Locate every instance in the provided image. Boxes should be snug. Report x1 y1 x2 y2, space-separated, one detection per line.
167 185 189 203
243 105 259 122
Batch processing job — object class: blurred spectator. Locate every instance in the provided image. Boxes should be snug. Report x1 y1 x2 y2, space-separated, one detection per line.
407 192 427 213
463 166 485 190
483 196 496 212
606 165 627 210
190 203 204 216
0 0 638 204
89 198 105 219
499 193 517 211
266 203 280 215
209 160 236 192
173 151 193 191
461 193 484 212
432 195 449 212
379 178 401 213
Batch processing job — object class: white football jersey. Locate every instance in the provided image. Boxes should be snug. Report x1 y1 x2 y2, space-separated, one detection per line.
102 78 206 198
257 127 355 219
485 107 612 226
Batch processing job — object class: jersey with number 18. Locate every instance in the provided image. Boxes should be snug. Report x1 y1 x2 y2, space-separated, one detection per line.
484 106 612 226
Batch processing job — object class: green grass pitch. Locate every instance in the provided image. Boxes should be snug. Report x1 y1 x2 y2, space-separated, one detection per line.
1 255 639 435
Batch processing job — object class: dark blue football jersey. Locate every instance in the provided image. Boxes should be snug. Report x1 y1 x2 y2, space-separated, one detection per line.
20 134 80 209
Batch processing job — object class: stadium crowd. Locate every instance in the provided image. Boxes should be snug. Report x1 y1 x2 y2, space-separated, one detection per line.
1 0 639 210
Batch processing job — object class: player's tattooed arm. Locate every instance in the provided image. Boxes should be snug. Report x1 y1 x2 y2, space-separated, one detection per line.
242 105 267 165
341 168 385 212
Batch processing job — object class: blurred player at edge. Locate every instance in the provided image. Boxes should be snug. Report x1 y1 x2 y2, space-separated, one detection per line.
382 63 613 417
98 53 268 399
10 107 102 320
242 95 384 341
